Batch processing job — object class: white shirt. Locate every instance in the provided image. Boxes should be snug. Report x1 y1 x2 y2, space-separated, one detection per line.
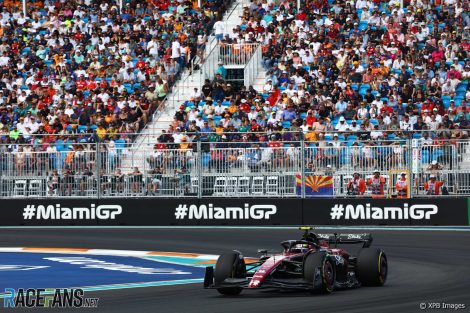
171 41 181 58
213 21 224 35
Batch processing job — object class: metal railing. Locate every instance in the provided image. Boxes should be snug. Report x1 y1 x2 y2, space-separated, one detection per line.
219 43 259 66
244 43 262 87
1 134 469 198
201 43 260 86
201 41 221 85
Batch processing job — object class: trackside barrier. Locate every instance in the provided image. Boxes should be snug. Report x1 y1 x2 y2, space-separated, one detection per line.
2 198 468 226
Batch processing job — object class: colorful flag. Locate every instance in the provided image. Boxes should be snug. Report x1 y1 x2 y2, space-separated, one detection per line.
296 175 334 197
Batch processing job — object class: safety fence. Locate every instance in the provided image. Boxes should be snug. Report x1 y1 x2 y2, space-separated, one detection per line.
244 44 262 87
201 43 260 85
219 43 259 66
1 135 469 198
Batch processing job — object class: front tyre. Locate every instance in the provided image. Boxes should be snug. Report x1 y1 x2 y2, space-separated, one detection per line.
356 248 387 286
303 252 335 294
214 253 246 295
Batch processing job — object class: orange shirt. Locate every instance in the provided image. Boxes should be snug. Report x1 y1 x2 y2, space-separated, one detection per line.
395 178 408 197
348 178 366 195
424 180 444 195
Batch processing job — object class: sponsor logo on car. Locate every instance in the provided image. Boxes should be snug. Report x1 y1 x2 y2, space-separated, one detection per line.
23 204 122 220
346 234 366 240
175 204 277 220
330 203 438 220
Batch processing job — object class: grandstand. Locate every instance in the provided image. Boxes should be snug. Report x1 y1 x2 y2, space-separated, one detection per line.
0 0 469 198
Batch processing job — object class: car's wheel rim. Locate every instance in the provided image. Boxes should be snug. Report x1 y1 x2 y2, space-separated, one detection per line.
324 261 334 289
379 255 387 283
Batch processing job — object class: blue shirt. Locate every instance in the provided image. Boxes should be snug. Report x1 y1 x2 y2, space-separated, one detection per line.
335 101 347 113
282 110 296 121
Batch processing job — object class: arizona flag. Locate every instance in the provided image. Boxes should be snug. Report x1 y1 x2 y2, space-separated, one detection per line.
296 175 334 197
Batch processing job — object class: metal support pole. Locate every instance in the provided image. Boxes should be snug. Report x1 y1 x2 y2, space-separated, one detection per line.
197 138 202 199
96 142 101 199
198 0 201 9
300 132 306 199
119 0 123 13
22 0 26 16
297 0 300 13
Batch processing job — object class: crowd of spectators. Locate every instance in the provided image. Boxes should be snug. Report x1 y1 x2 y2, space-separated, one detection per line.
0 0 231 154
0 0 232 195
1 0 470 197
160 0 469 151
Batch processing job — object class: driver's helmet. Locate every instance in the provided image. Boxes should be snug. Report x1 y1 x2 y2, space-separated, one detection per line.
291 243 310 253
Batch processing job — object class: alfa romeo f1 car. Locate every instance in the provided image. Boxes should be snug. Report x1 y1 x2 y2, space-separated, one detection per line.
204 227 387 295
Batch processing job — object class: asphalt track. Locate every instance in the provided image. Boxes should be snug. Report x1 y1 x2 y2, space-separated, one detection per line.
0 228 469 313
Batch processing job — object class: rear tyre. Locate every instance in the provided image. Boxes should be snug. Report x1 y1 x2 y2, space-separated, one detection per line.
214 253 246 295
356 248 387 286
303 252 335 294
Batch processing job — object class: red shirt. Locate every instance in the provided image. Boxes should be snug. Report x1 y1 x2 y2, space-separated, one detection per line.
240 103 250 113
267 89 280 106
296 12 307 21
76 80 87 90
421 102 434 113
87 80 97 90
136 60 146 69
306 115 316 126
380 106 393 115
268 141 281 148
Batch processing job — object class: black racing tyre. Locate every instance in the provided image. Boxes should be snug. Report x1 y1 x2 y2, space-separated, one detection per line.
356 248 387 286
214 253 246 295
303 252 335 294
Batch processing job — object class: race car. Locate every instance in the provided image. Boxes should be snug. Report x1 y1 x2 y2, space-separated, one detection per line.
204 227 387 295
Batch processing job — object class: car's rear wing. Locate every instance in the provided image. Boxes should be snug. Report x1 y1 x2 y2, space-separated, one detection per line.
315 233 373 248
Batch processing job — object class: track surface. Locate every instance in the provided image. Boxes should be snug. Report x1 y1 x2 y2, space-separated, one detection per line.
0 228 469 313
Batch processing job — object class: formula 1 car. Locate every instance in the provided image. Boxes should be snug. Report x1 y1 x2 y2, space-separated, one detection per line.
204 227 387 295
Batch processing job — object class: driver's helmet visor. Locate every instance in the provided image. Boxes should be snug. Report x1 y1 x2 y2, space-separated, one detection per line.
292 243 310 253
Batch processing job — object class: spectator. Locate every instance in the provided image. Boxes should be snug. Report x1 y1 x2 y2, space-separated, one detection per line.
424 174 444 196
395 172 409 198
347 172 366 196
367 170 386 198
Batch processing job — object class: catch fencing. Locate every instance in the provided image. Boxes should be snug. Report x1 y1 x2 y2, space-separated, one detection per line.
0 134 468 198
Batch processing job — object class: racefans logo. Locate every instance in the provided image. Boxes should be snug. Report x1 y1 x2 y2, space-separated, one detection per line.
175 204 277 220
22 204 122 220
330 203 438 220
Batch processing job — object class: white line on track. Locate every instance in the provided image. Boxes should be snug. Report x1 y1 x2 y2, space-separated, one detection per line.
0 226 469 231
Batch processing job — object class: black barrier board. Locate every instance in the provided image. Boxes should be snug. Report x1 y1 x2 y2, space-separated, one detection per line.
1 198 468 226
97 198 303 226
302 198 469 226
3 198 303 226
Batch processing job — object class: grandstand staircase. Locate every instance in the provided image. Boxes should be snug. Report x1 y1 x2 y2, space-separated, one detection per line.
120 0 268 173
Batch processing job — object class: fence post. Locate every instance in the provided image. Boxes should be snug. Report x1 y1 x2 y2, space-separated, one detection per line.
409 136 416 198
197 137 202 199
300 131 306 199
96 142 101 199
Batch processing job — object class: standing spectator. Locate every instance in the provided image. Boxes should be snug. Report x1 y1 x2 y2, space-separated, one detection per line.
424 174 444 196
213 19 225 42
367 170 386 198
395 172 409 198
347 172 366 196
